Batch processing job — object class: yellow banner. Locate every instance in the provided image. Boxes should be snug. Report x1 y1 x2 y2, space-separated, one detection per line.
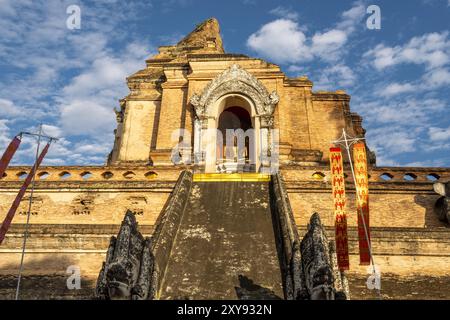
353 142 371 265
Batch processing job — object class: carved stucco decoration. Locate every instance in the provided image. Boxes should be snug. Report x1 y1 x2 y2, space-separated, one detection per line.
190 64 279 127
114 100 126 124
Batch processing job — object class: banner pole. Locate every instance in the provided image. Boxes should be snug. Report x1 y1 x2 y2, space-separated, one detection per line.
341 129 380 298
15 124 43 300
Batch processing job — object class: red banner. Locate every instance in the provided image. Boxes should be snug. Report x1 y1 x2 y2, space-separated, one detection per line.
0 136 21 179
329 147 349 270
353 142 371 265
0 143 50 245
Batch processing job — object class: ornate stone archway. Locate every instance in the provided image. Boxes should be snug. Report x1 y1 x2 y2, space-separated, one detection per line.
190 64 279 172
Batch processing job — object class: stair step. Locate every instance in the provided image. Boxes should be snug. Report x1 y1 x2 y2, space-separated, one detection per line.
193 173 270 182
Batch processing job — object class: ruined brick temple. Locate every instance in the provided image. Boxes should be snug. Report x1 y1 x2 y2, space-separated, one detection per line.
0 18 449 300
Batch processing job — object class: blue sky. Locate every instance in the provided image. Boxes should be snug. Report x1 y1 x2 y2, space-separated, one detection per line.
0 0 449 167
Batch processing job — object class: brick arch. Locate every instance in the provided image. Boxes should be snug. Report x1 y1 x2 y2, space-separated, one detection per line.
190 64 279 128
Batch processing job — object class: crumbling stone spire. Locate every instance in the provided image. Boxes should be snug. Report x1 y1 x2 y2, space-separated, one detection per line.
176 17 224 53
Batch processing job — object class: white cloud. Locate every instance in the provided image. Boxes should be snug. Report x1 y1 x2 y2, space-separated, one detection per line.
364 32 450 70
376 66 450 97
423 67 450 87
336 1 366 33
311 29 348 60
314 64 356 90
0 120 12 148
9 123 113 166
0 99 25 117
358 98 445 126
287 65 303 73
354 95 448 166
365 45 398 70
269 6 299 21
59 100 114 136
247 2 364 64
429 126 450 142
58 42 149 137
0 0 153 165
247 19 311 64
41 124 63 138
0 0 17 16
73 142 111 155
63 57 131 98
403 159 447 167
380 82 417 97
368 127 417 155
247 19 348 64
247 0 450 168
373 154 400 167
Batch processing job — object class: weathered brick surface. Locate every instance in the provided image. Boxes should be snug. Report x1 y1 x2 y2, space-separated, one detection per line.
0 189 170 226
289 191 444 228
348 274 450 300
118 100 160 162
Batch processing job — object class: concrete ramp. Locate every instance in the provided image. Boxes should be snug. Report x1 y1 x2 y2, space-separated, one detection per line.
159 179 284 300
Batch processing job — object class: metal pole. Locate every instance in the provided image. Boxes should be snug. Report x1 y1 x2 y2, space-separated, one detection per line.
341 128 381 299
15 124 43 300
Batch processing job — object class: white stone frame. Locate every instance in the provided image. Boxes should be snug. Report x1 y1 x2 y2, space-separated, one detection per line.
190 64 279 173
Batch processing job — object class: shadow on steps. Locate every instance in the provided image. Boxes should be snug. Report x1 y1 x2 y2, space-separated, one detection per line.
235 275 282 300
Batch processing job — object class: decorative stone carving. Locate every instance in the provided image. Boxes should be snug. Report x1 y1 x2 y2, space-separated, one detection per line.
270 173 349 300
190 64 278 122
18 196 43 216
72 193 96 216
300 213 350 300
95 210 157 300
114 100 126 124
433 181 450 223
264 91 280 113
260 116 274 128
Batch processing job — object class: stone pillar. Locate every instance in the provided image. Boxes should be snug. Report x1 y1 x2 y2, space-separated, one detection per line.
259 115 277 174
203 117 217 173
193 117 203 166
116 99 160 164
150 65 189 165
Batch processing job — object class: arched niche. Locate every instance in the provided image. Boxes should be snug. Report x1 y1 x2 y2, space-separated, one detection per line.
190 64 278 173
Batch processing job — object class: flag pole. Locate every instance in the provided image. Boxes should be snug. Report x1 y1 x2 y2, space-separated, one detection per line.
333 128 381 299
341 130 376 268
15 124 43 300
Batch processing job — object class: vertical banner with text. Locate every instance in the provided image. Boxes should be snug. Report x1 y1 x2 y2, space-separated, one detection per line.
329 147 349 270
353 142 371 265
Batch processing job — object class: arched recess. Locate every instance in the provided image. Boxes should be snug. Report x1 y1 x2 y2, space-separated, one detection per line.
190 64 279 173
213 94 259 172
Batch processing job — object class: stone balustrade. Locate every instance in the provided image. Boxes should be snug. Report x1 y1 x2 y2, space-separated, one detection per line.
0 165 448 184
282 166 450 185
0 166 182 183
365 167 448 183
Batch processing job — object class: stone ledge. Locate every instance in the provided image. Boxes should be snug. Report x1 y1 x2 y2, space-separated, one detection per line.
285 181 436 192
0 224 448 256
298 226 450 256
4 224 154 234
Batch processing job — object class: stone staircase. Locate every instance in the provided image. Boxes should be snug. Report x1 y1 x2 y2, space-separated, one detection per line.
159 180 284 299
95 171 350 300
